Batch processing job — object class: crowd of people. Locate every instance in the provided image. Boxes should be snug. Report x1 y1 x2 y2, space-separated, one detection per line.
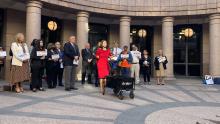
0 33 169 95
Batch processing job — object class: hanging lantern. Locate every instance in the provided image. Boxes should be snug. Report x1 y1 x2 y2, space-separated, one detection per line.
138 29 147 38
184 28 194 37
48 21 58 31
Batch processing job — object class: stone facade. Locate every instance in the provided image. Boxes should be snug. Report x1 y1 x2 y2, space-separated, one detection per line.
40 0 220 16
0 0 219 79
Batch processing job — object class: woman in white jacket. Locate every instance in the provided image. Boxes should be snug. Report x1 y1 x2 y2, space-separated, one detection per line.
10 33 30 93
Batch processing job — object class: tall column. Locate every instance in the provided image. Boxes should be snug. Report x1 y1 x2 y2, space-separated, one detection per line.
209 14 220 77
162 17 175 79
26 0 42 46
76 11 89 80
120 16 131 48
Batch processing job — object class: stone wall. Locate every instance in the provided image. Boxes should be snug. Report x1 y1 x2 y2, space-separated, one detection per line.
41 0 220 16
2 9 26 81
202 23 210 76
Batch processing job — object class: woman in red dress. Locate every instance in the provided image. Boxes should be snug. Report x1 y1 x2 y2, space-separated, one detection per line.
96 40 112 95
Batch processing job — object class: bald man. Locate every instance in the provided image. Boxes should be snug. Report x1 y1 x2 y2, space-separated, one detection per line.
81 43 93 85
63 36 80 91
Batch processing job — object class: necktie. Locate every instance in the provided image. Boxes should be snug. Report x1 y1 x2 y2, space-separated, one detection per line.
72 43 77 53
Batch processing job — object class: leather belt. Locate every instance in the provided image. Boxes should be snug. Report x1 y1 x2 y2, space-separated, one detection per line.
132 63 138 64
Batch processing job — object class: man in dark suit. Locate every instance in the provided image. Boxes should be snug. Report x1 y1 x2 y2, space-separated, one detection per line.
63 36 80 91
81 43 93 84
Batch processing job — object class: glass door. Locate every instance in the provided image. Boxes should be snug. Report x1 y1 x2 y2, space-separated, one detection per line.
174 24 202 76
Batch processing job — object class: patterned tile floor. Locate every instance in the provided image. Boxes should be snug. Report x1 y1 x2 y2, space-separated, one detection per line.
0 78 220 124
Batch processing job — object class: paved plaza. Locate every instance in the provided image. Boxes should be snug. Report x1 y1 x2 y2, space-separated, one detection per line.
0 78 220 124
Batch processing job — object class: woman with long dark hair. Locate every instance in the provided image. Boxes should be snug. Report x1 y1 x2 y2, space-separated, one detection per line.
46 43 60 88
96 40 112 95
30 39 46 92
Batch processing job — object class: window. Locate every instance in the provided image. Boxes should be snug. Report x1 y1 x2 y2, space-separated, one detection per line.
88 23 109 48
41 16 62 46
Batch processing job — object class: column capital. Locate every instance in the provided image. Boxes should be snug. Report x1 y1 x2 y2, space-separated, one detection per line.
209 13 220 21
77 11 89 18
26 0 42 9
162 17 174 22
120 16 131 22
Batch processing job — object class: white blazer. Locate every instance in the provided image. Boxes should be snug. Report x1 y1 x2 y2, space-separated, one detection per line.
11 42 30 66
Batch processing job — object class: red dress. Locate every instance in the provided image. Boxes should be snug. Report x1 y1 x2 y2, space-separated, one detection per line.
96 48 111 79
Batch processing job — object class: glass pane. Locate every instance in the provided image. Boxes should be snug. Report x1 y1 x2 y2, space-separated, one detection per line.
174 27 186 63
174 64 186 76
188 48 200 63
188 34 201 63
174 48 186 63
89 23 108 48
188 65 200 76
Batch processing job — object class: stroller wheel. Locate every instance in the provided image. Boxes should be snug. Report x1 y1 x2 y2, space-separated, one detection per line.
113 89 118 95
129 90 134 99
118 91 124 100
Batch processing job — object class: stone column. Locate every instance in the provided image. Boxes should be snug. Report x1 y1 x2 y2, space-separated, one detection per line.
162 17 175 79
76 11 89 80
120 16 131 48
26 0 42 46
209 14 220 77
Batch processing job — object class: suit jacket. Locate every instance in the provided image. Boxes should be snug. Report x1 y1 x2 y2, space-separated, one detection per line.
63 42 80 66
81 48 93 62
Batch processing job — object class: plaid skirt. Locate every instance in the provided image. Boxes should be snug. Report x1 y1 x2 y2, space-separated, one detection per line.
10 62 30 84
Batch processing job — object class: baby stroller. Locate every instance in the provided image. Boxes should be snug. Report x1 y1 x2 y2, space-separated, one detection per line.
106 75 135 100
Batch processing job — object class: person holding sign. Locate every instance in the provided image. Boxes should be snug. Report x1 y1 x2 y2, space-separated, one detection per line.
140 50 151 85
55 41 64 87
117 46 133 77
30 39 47 92
96 40 112 95
110 42 122 75
0 47 6 78
63 36 80 91
154 50 168 85
130 46 141 84
46 43 60 89
10 33 30 93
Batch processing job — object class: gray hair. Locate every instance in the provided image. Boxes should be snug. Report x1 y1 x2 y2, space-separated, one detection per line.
15 33 24 42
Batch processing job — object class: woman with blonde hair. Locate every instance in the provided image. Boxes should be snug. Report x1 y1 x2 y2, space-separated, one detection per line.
154 50 168 85
10 33 30 93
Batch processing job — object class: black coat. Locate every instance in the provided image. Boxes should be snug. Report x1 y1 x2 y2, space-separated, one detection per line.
154 56 168 70
46 49 60 69
63 42 80 66
30 47 46 69
140 55 151 70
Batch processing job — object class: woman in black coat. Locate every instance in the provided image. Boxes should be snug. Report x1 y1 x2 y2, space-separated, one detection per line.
140 50 151 85
46 43 60 89
30 39 46 92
